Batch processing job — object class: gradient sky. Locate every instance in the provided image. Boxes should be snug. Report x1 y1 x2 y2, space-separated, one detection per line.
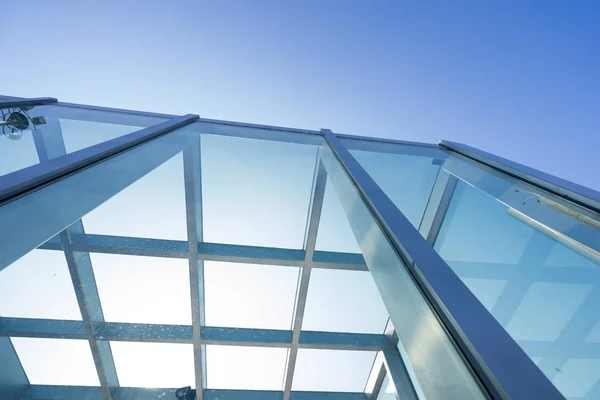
2 0 599 191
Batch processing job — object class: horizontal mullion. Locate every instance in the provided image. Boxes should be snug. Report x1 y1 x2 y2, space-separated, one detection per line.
0 318 383 350
298 331 385 351
38 233 367 270
24 386 368 400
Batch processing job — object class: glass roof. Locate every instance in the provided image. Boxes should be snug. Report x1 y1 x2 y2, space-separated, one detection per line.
2 97 599 399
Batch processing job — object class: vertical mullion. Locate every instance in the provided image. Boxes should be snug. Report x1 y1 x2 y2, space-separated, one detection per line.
33 118 118 399
61 228 119 399
283 155 328 400
184 139 206 398
417 169 458 245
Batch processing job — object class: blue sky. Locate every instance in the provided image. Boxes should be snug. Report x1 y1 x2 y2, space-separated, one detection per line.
2 0 599 191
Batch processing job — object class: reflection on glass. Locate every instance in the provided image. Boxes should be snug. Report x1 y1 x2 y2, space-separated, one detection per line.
11 338 99 386
292 349 377 392
434 161 600 399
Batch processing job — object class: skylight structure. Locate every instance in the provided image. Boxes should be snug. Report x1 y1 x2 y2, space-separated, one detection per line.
1 95 599 400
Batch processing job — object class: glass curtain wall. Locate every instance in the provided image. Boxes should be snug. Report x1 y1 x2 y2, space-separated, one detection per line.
1 97 599 400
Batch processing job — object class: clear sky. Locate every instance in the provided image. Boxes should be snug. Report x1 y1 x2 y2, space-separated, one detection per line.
2 0 599 191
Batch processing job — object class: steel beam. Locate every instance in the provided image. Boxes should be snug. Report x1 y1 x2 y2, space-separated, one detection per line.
321 129 563 400
30 117 118 399
37 234 369 271
0 125 196 272
184 141 206 396
283 158 328 400
61 228 119 399
0 113 198 204
417 169 458 244
0 97 57 109
0 317 384 351
22 386 369 400
440 140 600 215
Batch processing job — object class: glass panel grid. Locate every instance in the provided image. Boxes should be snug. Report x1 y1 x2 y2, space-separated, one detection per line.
2 96 596 400
0 121 395 399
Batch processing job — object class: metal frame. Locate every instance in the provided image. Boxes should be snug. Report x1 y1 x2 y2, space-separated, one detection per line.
0 97 57 109
321 129 564 399
2 95 600 400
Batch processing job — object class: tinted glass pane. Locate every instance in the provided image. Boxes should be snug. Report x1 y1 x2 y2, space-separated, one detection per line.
341 138 444 229
315 177 361 253
82 152 187 241
0 103 165 179
206 345 287 390
0 248 82 320
319 144 486 399
111 341 195 388
292 349 376 392
303 269 388 334
91 254 191 325
11 338 99 386
201 133 318 249
204 261 299 329
434 156 600 399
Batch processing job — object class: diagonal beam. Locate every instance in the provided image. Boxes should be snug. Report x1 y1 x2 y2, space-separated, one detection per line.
0 124 196 273
61 228 119 399
32 117 118 399
283 157 328 399
321 128 563 399
183 140 206 397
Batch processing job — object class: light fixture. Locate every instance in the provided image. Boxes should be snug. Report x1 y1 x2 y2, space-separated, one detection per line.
0 105 46 140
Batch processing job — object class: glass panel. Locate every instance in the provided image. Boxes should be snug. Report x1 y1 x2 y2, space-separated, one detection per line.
11 338 99 386
82 152 187 241
434 155 600 399
315 177 361 253
0 103 166 179
201 133 319 249
91 254 191 325
204 261 299 329
302 269 388 334
292 349 376 392
206 345 287 390
110 341 194 388
377 373 398 400
319 144 487 399
341 138 445 229
0 248 82 320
